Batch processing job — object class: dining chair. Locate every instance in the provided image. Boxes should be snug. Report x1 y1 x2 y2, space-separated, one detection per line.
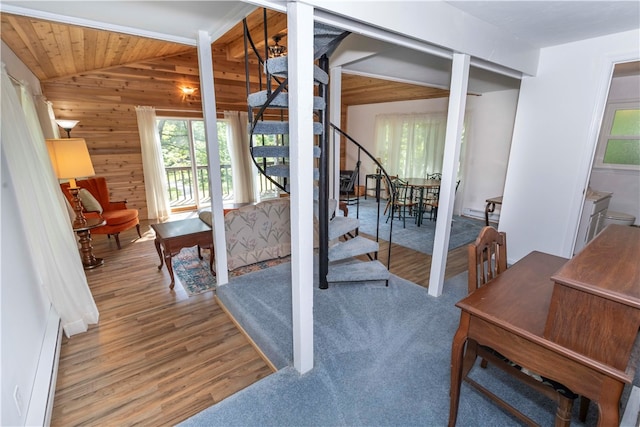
463 226 589 426
339 161 361 205
385 178 416 228
381 175 398 215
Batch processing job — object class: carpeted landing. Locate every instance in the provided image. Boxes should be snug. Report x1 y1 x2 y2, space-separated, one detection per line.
178 260 627 427
351 198 485 256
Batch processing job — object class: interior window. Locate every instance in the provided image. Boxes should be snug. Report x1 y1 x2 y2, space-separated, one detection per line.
595 102 640 169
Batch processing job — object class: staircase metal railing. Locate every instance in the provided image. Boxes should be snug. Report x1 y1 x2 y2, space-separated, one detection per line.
243 14 289 194
242 10 393 286
329 124 395 271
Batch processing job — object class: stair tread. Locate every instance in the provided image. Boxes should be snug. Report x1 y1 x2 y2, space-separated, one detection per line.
329 236 379 261
265 56 329 85
252 120 323 136
248 91 325 110
327 260 390 283
252 145 321 158
328 216 360 241
265 165 319 180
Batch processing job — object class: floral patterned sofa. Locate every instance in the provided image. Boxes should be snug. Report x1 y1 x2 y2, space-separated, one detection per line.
199 198 292 271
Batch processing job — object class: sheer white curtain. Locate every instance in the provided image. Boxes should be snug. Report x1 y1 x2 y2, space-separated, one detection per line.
34 95 59 139
136 106 170 220
2 66 99 337
225 111 256 203
374 113 448 178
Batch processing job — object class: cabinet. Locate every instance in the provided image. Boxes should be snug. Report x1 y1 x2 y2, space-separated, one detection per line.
574 190 611 254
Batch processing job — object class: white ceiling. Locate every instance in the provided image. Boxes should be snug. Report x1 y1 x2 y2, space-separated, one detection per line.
446 1 640 49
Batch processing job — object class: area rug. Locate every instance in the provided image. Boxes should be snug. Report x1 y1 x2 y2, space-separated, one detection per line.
172 247 291 296
352 198 484 255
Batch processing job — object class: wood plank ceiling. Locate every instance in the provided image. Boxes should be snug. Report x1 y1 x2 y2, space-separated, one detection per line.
1 9 449 219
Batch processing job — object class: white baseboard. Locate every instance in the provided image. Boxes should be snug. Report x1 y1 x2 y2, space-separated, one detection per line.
462 208 498 223
621 386 640 427
25 308 62 427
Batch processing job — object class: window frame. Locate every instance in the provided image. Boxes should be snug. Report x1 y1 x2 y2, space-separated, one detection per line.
593 101 640 171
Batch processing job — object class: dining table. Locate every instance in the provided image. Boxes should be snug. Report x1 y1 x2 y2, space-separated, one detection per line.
405 178 440 226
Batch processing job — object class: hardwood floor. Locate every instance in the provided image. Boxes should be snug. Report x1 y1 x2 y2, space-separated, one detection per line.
51 217 469 426
50 221 273 427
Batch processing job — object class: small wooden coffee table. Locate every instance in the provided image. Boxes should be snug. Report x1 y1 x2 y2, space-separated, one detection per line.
150 218 214 289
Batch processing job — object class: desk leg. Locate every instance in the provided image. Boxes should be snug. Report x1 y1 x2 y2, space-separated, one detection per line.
449 313 470 427
596 377 623 427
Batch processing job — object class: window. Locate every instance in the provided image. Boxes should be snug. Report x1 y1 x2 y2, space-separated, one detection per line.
374 113 466 179
594 102 640 170
156 118 232 210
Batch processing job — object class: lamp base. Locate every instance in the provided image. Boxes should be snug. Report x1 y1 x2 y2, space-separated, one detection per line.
68 186 88 228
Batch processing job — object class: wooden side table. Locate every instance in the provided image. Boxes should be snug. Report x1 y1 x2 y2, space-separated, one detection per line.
150 218 214 289
73 217 106 270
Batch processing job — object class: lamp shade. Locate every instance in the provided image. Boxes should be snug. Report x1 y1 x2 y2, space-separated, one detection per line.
55 119 79 130
46 138 95 186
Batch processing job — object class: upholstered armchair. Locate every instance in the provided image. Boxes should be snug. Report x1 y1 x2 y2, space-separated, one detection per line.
60 177 141 249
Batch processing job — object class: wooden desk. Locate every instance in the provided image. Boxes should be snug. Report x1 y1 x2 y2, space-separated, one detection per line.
449 246 640 426
150 218 214 289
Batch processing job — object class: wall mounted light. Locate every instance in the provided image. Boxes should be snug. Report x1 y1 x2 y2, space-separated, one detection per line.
55 119 79 138
181 86 197 96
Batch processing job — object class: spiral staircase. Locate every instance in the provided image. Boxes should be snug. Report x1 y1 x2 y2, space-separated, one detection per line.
245 19 390 289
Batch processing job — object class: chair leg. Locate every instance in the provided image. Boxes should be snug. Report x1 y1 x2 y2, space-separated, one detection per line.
578 396 590 422
135 224 141 238
554 396 573 427
114 233 121 250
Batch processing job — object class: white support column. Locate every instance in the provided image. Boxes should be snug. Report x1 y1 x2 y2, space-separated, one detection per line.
287 1 315 374
428 53 470 297
197 30 229 285
329 66 342 199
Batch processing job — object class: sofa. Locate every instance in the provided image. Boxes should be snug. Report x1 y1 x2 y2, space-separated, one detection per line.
199 198 292 271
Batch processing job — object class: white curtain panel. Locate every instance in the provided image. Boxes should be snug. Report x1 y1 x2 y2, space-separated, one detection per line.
374 113 448 178
225 111 256 203
34 95 60 139
136 106 170 220
2 65 99 337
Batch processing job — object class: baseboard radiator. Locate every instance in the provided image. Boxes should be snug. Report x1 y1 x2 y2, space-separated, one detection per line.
25 307 62 426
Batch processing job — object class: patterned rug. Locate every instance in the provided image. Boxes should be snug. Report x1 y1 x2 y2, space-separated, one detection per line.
172 247 291 296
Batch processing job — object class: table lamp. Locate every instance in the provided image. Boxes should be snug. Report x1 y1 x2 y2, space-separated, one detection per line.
46 138 95 228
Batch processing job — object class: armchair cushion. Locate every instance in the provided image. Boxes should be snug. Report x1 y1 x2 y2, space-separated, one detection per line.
78 188 103 213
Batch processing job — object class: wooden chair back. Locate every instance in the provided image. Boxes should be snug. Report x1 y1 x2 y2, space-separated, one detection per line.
467 226 507 294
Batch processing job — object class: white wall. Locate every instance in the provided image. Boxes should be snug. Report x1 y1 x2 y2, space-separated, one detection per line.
500 29 640 263
345 89 519 217
1 42 59 426
588 73 640 225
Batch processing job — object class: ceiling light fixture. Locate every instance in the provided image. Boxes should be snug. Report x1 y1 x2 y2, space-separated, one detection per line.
268 34 287 58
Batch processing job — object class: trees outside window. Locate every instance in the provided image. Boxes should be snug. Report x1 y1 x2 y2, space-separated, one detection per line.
157 118 232 210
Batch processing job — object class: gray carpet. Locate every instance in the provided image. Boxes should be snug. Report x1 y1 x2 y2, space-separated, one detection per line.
178 261 631 426
351 198 484 255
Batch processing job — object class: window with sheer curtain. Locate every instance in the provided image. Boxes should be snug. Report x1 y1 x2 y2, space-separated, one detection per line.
374 113 467 179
